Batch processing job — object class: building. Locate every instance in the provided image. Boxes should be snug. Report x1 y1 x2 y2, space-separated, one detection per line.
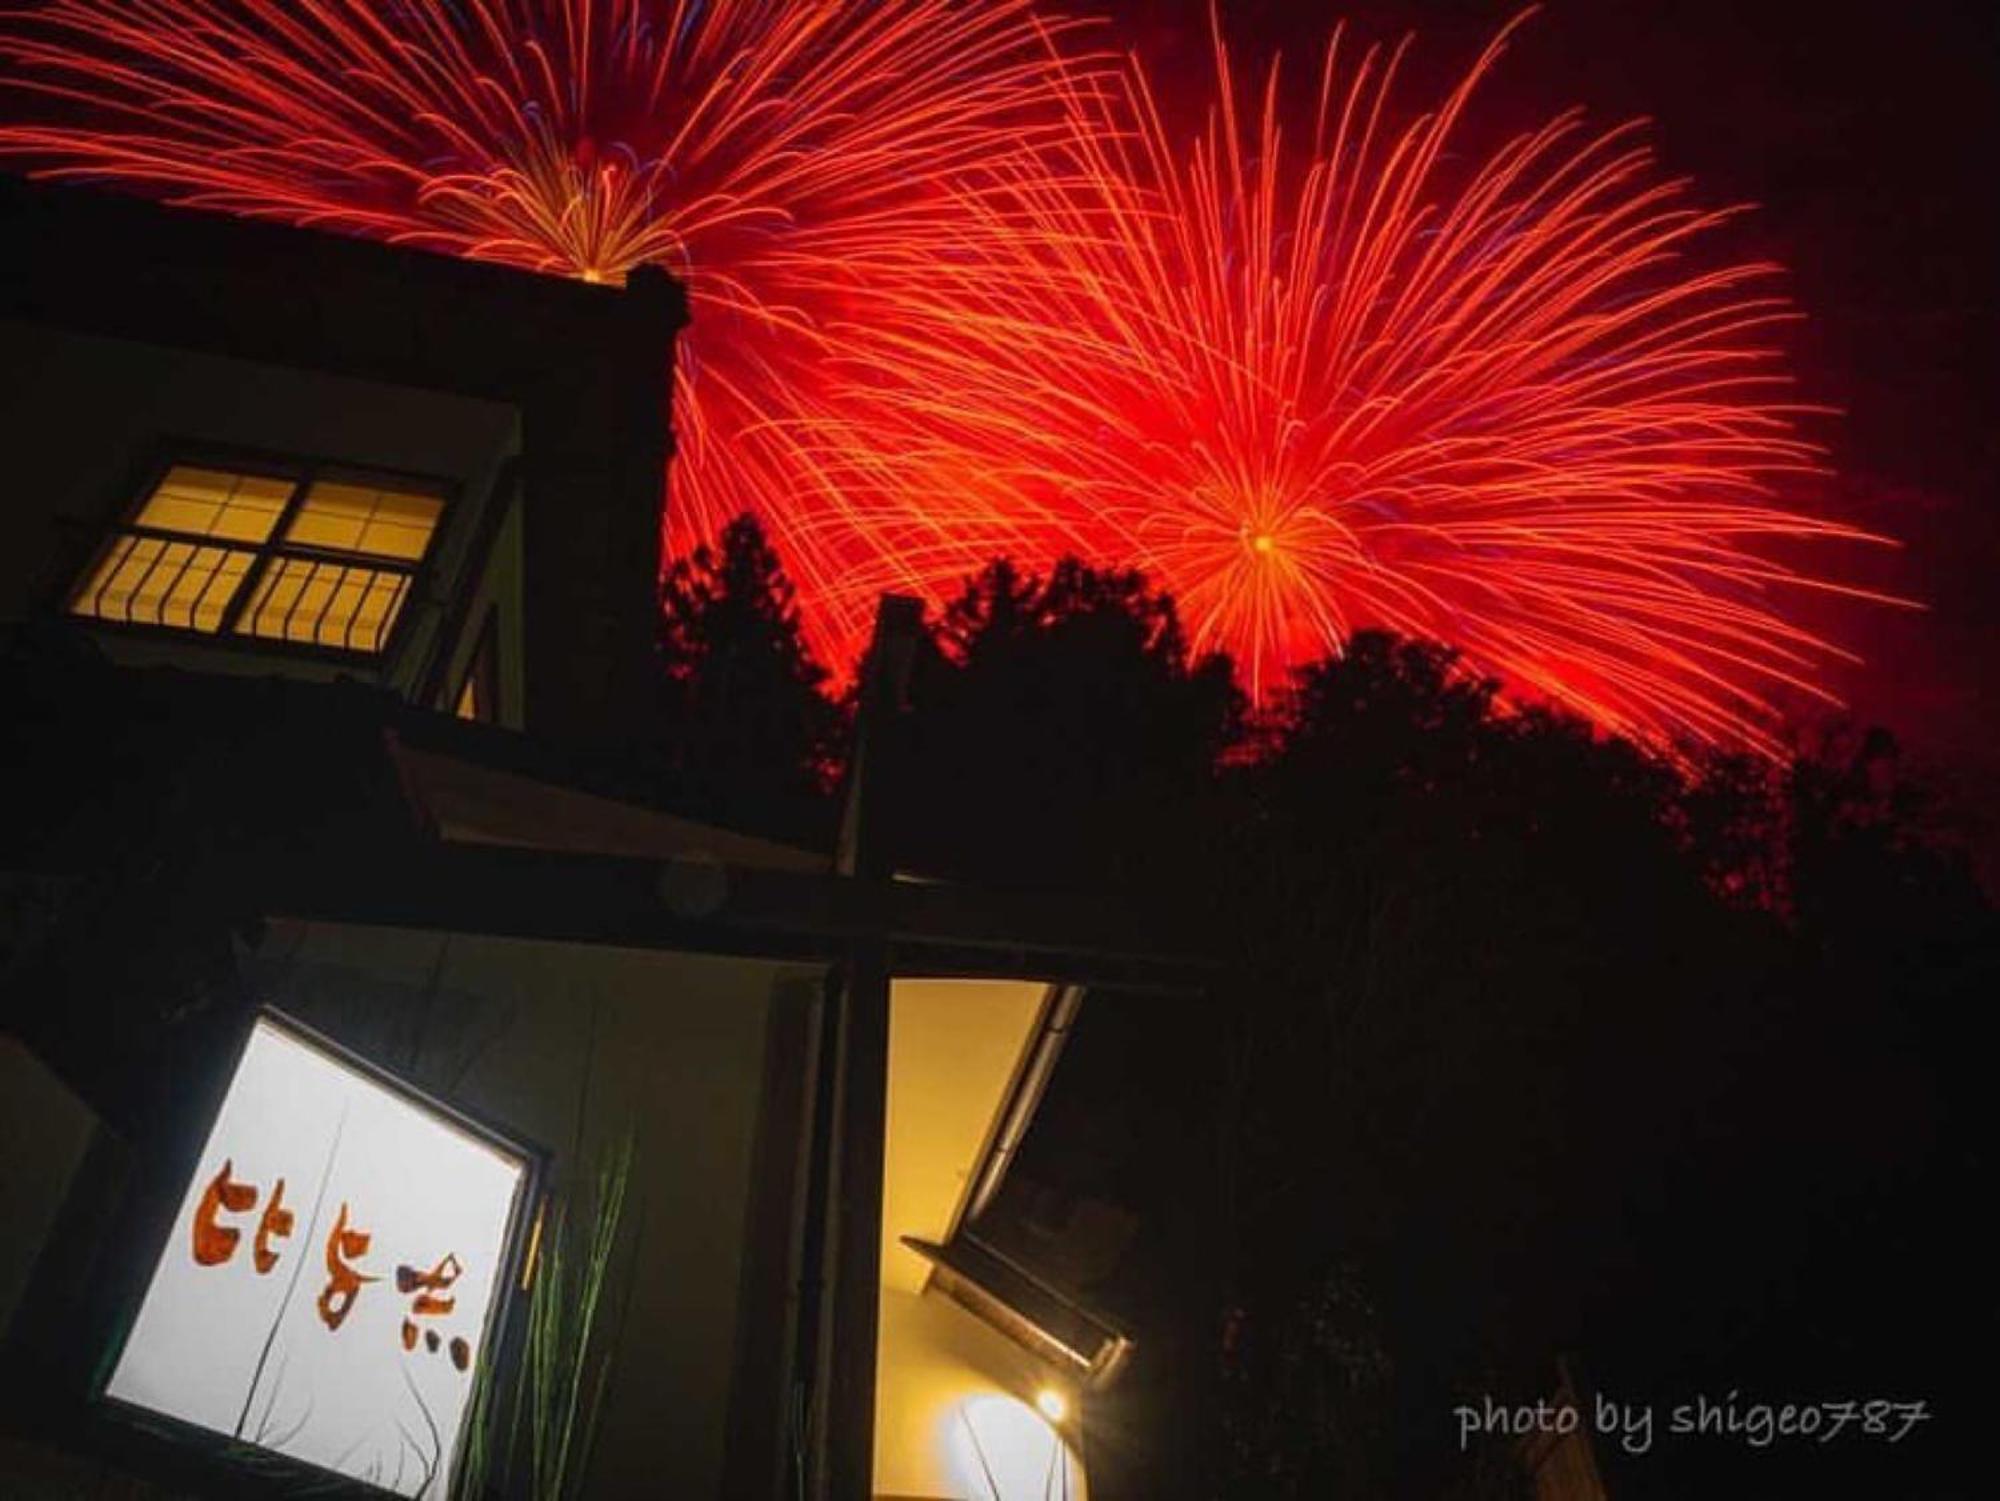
0 178 1189 1499
0 172 680 744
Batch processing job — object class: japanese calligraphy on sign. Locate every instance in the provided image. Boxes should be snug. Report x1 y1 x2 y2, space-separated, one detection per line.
107 1016 531 1498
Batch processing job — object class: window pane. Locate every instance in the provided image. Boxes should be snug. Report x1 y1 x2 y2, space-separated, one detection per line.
348 572 410 652
70 533 255 633
235 556 412 652
69 459 434 654
284 481 442 561
133 466 293 543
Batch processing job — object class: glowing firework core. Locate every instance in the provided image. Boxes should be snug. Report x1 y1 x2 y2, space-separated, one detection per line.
0 1 1894 754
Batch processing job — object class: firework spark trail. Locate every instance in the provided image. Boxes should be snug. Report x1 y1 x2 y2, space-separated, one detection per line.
785 9 1901 754
0 0 1088 602
0 2 1897 752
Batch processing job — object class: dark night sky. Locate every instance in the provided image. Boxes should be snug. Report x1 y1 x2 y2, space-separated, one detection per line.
1111 0 1999 827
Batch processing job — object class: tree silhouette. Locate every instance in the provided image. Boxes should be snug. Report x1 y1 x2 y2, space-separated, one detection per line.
981 620 1985 1501
883 558 1241 905
653 513 845 839
636 525 1982 1499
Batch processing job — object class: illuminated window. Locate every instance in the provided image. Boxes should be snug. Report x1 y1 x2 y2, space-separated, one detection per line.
105 1012 536 1499
282 481 441 562
71 461 445 654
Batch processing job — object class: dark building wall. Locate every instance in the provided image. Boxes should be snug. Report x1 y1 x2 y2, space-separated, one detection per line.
0 175 687 747
0 316 522 699
0 1037 94 1344
431 491 530 727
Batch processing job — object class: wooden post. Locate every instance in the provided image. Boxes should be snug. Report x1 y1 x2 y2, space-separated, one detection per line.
804 596 922 1501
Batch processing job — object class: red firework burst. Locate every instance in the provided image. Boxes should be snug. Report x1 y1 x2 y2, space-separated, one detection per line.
785 11 1901 753
0 0 1081 596
0 3 1897 752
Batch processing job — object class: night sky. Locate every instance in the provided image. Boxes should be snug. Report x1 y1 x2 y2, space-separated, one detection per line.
1117 0 1998 829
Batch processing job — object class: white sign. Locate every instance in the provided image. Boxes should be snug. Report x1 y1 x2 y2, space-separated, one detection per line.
108 1015 531 1497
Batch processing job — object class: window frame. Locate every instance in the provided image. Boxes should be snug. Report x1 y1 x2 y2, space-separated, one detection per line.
452 606 503 724
81 1004 550 1501
67 442 458 663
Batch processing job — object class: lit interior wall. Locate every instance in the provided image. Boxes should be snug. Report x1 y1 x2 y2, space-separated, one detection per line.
876 1289 1086 1501
875 979 1086 1501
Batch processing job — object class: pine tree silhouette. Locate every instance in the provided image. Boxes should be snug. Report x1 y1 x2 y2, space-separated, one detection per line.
654 513 843 837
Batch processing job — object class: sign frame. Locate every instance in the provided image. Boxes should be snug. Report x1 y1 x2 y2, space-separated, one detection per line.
88 1004 548 1499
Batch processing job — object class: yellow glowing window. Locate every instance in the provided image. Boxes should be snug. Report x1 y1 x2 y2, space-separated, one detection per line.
234 556 415 652
70 460 445 655
282 481 442 562
71 532 257 633
134 466 293 542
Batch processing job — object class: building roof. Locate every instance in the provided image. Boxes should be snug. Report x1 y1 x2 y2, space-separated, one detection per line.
1 173 686 745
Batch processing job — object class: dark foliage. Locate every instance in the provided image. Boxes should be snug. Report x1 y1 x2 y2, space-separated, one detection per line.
650 538 1985 1498
887 620 1984 1501
652 513 846 841
883 558 1240 915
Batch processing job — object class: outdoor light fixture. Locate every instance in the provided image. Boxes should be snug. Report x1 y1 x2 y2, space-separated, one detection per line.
951 1394 1081 1501
901 1233 1132 1388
